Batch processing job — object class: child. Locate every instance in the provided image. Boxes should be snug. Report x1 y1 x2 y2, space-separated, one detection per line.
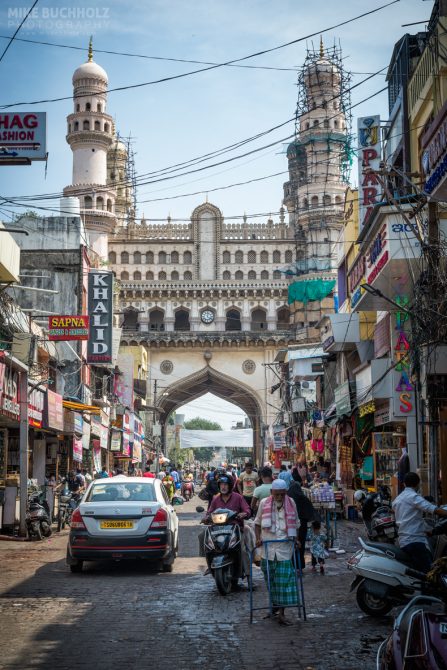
307 520 327 574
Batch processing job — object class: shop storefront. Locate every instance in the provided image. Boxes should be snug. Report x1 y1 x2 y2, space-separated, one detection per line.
0 359 21 531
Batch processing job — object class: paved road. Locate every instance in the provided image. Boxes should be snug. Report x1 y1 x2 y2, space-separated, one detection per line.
0 498 389 670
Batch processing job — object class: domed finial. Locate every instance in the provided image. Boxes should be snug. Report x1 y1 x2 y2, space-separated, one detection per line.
320 35 324 58
88 36 93 62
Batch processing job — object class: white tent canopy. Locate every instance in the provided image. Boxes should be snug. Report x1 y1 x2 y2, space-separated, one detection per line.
179 429 253 450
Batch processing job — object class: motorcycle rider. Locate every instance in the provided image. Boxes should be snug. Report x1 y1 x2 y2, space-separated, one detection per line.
392 471 447 573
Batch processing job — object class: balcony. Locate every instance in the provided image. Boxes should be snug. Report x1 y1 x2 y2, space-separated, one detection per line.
120 329 295 346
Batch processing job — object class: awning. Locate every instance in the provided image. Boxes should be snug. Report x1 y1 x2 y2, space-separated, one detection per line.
63 400 101 414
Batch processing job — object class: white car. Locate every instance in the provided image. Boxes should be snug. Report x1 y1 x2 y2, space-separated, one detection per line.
66 476 179 573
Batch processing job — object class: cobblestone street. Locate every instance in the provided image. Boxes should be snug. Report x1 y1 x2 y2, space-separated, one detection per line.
0 499 390 670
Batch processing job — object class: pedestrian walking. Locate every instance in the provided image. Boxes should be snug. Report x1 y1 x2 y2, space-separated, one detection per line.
251 466 273 514
237 461 257 509
287 470 316 570
278 464 293 489
307 520 327 574
254 479 300 626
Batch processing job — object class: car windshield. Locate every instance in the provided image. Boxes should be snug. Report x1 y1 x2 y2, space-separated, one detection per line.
86 482 157 502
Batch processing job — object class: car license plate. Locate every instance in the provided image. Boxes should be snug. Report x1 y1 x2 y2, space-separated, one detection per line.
100 520 134 529
440 623 447 635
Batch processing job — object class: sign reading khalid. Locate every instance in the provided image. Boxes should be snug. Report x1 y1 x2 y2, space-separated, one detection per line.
87 271 113 364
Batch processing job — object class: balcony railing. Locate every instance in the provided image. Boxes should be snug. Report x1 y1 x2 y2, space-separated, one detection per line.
120 329 293 341
408 43 437 112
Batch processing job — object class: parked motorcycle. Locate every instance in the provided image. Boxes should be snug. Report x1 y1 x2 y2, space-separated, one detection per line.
355 487 397 543
376 560 447 669
196 505 246 595
181 480 194 501
26 491 52 541
57 491 81 531
348 518 447 617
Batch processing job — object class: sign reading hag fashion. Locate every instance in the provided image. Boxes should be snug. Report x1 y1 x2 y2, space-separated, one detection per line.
87 271 113 365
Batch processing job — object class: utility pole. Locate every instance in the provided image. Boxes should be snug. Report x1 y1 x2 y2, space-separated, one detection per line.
19 364 29 537
153 379 160 475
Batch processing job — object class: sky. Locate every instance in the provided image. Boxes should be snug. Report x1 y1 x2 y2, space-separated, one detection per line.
0 0 432 226
0 0 434 425
176 392 248 430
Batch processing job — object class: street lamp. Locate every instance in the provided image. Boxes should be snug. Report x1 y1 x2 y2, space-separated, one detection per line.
360 283 425 327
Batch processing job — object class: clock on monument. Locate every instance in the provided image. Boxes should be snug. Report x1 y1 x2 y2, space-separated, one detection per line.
201 309 214 324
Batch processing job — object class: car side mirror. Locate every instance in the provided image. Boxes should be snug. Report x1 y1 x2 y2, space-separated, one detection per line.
196 506 205 513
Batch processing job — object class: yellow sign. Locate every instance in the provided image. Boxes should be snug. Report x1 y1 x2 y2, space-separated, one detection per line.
359 400 376 418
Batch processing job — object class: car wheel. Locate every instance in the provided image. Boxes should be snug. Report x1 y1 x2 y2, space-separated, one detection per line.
57 510 63 533
162 561 173 573
70 561 84 573
356 582 393 617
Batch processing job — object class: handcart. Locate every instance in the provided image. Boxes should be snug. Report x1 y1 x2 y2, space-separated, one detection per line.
313 501 338 548
248 539 306 624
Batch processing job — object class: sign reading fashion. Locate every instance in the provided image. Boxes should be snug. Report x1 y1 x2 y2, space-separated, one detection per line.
0 112 46 160
358 115 382 231
48 315 89 341
87 271 113 364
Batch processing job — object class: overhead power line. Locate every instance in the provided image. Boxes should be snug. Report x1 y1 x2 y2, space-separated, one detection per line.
0 0 38 64
0 0 399 109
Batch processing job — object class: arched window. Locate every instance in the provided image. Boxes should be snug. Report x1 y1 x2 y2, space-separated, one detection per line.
86 103 91 111
133 271 141 280
83 120 89 130
122 307 138 331
183 250 192 264
222 270 231 280
285 250 293 263
120 271 129 280
273 270 281 279
184 271 192 280
107 199 112 212
94 120 100 130
251 308 267 331
273 250 281 263
146 271 154 280
174 309 190 331
323 194 331 206
311 196 319 209
335 195 342 205
96 196 104 210
313 119 319 127
261 270 269 280
171 271 179 280
324 119 329 128
149 309 164 331
159 271 167 280
133 251 141 264
171 251 179 264
235 270 243 280
76 104 80 112
84 195 92 209
248 270 256 280
108 251 116 264
235 250 243 263
226 309 241 331
247 250 256 263
104 123 110 133
260 250 268 263
305 122 310 130
74 121 79 131
222 250 231 264
68 123 71 133
97 103 102 112
334 119 339 129
277 306 290 329
146 251 154 264
158 251 166 264
121 251 129 264
303 198 308 210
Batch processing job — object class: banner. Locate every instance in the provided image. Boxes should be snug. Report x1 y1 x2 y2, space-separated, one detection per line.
87 271 113 364
48 315 89 341
46 390 64 431
179 428 253 450
72 436 83 463
115 353 134 409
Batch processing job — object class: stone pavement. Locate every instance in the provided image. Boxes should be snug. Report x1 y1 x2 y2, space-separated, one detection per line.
0 498 390 670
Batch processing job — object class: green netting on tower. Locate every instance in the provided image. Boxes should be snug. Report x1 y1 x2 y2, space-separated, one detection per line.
288 279 336 305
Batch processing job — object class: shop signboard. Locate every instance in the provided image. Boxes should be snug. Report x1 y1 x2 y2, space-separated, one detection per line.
28 386 45 428
392 296 416 418
91 414 101 437
99 423 109 450
365 223 388 284
0 362 20 420
0 112 47 160
87 271 113 365
82 420 91 450
374 402 391 427
46 390 64 432
359 400 375 418
63 409 83 434
273 425 287 451
335 381 352 417
74 412 83 435
358 115 382 231
93 444 102 471
110 430 122 452
422 101 447 195
72 436 83 463
115 353 134 409
48 315 89 341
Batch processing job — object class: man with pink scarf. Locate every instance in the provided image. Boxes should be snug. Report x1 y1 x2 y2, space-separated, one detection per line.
254 479 300 625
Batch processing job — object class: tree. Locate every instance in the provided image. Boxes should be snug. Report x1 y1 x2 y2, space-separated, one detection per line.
183 416 223 463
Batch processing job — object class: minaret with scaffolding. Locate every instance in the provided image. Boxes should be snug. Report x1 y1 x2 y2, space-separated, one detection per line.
283 39 352 339
107 129 136 230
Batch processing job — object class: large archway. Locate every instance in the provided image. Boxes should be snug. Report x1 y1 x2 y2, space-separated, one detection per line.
156 366 263 464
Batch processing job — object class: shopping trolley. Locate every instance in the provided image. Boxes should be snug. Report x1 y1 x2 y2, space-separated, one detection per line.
248 539 306 624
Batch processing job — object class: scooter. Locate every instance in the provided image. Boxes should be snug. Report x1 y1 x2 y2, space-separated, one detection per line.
357 487 398 544
26 491 52 541
57 491 81 531
197 505 246 596
348 518 447 617
181 480 194 501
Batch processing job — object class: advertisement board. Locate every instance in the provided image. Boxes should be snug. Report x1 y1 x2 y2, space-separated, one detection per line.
48 315 89 341
28 386 45 428
0 112 46 160
46 390 64 432
358 115 382 231
0 362 20 420
87 271 113 364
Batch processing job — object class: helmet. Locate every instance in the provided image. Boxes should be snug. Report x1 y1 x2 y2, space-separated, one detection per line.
354 490 366 503
217 475 233 492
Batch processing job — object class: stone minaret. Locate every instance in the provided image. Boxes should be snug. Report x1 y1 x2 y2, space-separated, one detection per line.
64 39 116 259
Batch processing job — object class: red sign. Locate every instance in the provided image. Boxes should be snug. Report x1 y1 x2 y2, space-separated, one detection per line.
48 315 89 341
28 386 45 428
0 362 20 420
46 390 64 431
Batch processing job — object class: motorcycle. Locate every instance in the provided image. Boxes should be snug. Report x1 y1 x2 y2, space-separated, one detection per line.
348 518 447 617
181 480 194 501
376 559 447 669
357 487 398 544
196 505 246 596
26 491 52 541
57 491 81 531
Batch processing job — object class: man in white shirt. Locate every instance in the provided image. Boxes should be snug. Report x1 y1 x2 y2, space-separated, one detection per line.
392 472 447 573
